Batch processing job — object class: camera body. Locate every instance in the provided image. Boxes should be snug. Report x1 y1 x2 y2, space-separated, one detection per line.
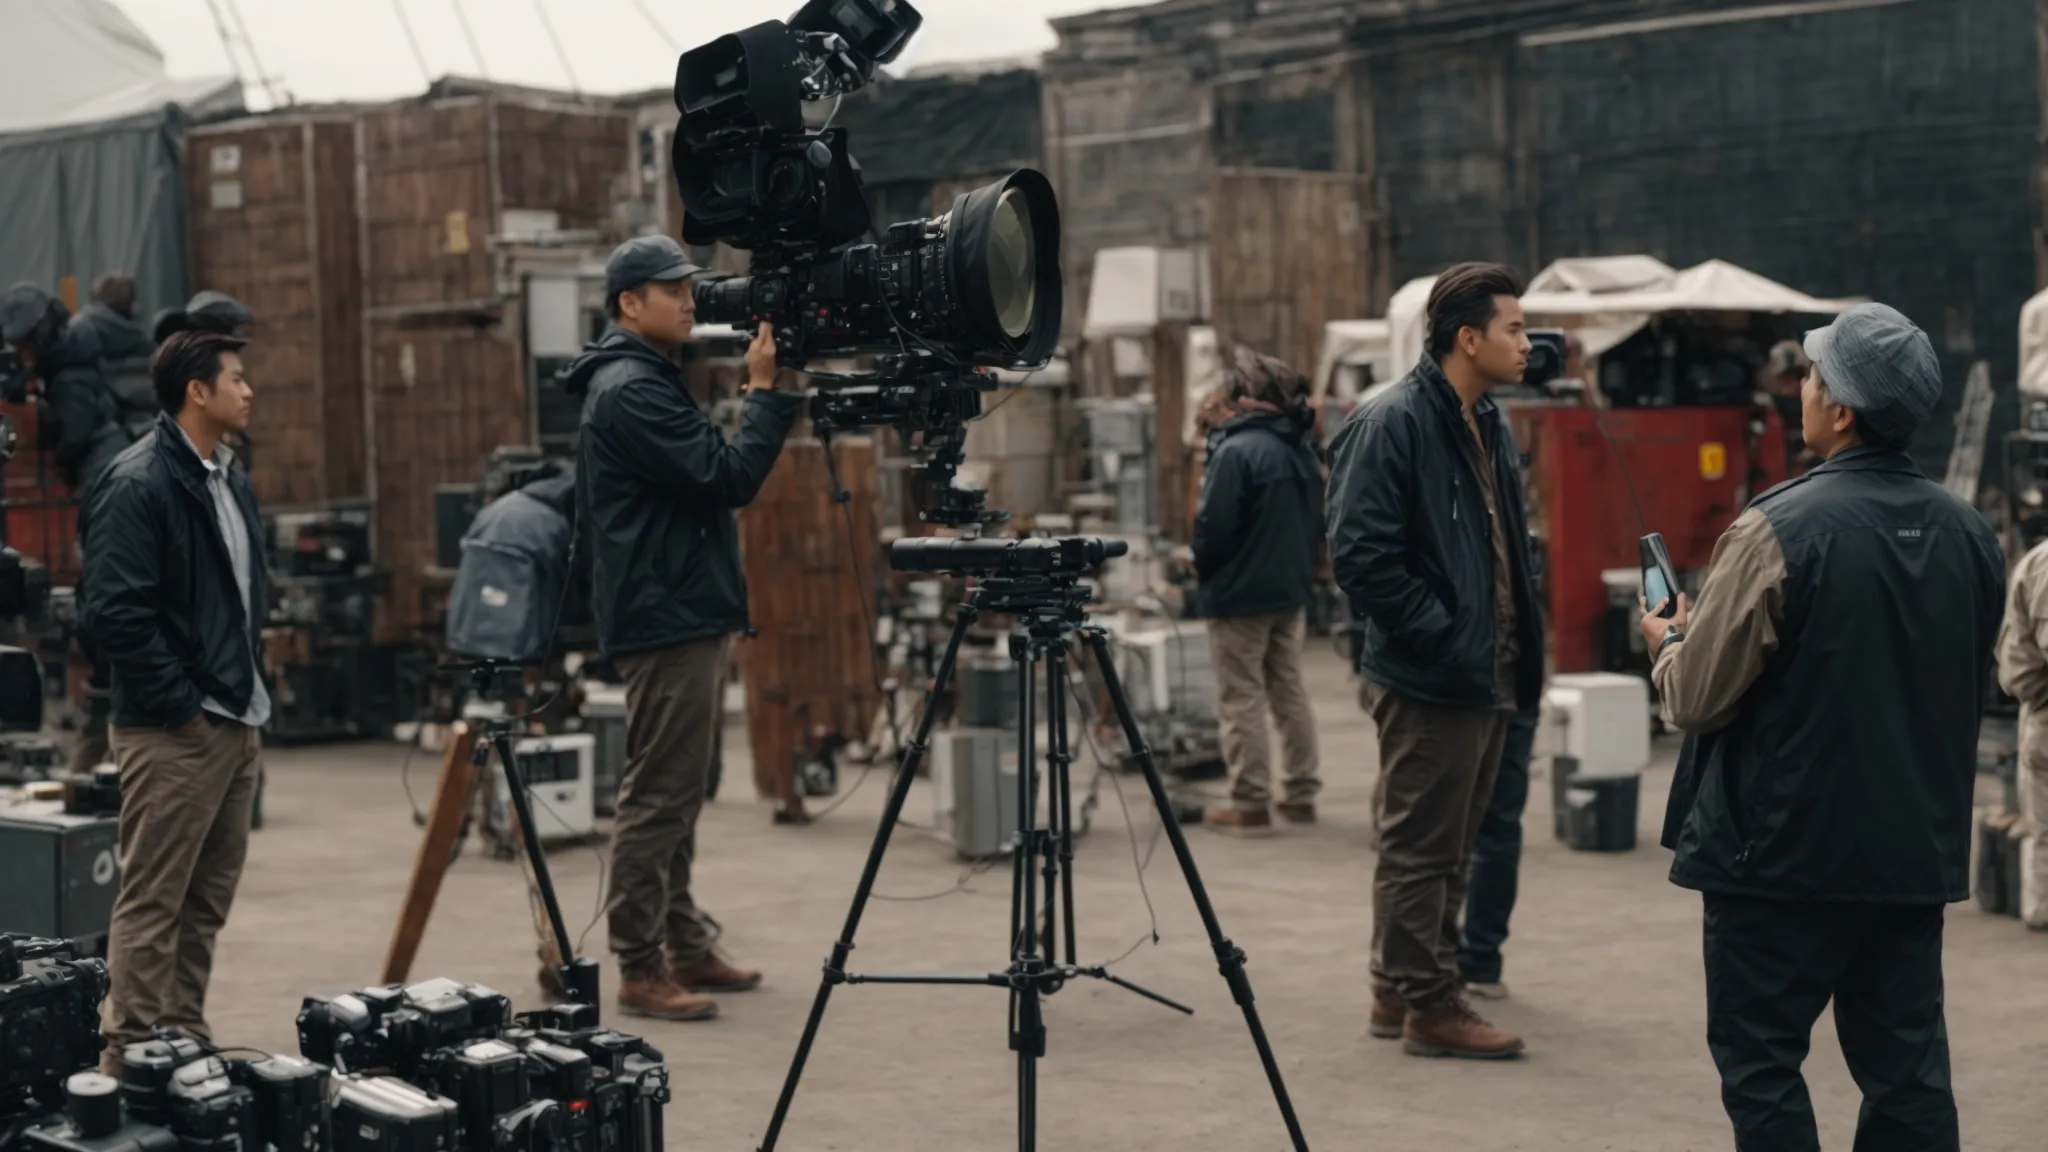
0 934 110 1125
20 1038 330 1152
297 979 514 1079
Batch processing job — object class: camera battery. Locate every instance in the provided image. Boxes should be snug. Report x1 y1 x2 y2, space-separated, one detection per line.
435 1040 528 1150
238 1054 332 1152
0 802 121 942
332 1076 460 1152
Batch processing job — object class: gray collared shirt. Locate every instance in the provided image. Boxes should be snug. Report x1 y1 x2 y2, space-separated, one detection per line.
174 425 271 728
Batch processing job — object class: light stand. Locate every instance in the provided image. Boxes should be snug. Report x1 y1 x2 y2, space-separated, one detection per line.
756 544 1311 1152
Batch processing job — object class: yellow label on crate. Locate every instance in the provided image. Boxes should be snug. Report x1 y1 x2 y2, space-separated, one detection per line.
1700 442 1727 481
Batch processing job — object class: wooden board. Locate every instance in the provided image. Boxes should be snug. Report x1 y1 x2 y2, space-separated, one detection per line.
735 438 883 809
1205 168 1383 379
186 115 366 508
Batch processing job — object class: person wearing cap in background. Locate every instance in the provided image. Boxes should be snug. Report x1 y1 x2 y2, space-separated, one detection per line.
1641 303 2003 1151
1 282 124 490
558 235 800 1022
1761 338 1817 475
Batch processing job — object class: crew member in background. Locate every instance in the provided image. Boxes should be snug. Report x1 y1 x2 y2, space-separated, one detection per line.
0 283 124 489
82 329 269 1063
562 235 801 1022
1326 262 1544 1060
1644 303 2001 1151
1191 349 1324 834
1762 339 1815 475
1994 538 2048 931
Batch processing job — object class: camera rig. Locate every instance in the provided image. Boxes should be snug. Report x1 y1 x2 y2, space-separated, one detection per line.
807 353 1006 528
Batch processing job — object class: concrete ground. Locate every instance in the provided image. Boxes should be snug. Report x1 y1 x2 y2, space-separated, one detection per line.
206 644 2045 1150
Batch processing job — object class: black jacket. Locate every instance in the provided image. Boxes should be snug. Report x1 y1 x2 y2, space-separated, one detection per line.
1661 448 2005 903
72 303 158 441
1326 354 1544 709
564 327 803 657
39 320 125 489
1192 407 1324 619
79 413 270 729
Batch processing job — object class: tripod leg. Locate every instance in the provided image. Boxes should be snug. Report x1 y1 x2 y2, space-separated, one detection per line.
1080 629 1312 1152
1048 644 1077 967
758 603 978 1152
492 730 597 1006
1007 633 1045 1152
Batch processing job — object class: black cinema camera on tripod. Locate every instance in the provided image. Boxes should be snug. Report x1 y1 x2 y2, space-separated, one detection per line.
673 0 1062 527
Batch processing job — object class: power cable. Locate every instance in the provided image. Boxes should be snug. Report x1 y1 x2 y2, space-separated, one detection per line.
196 0 252 98
450 0 491 78
219 0 285 106
628 0 682 51
390 0 434 87
532 0 583 94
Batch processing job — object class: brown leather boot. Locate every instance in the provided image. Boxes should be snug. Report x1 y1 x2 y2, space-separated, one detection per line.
1401 996 1525 1059
1204 806 1274 836
1370 988 1405 1040
617 975 718 1021
671 955 763 993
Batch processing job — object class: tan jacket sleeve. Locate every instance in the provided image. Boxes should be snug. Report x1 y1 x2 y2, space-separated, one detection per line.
1651 507 1789 734
1996 543 2048 710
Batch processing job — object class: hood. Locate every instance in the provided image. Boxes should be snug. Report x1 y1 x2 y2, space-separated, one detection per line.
1212 405 1314 451
45 319 103 374
75 304 154 361
560 325 679 397
520 470 578 517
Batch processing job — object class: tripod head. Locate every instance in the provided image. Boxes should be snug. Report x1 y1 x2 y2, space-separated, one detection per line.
887 536 1126 633
809 354 1008 529
437 659 528 716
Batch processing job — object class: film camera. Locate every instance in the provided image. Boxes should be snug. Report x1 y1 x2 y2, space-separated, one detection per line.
296 981 669 1152
18 1034 332 1152
674 0 1063 527
0 935 108 1132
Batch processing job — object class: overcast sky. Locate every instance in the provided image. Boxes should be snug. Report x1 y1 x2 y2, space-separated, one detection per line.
115 0 1145 107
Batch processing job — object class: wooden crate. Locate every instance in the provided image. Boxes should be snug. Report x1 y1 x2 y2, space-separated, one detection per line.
736 438 883 811
356 95 631 312
186 114 366 509
1206 168 1384 379
361 318 527 643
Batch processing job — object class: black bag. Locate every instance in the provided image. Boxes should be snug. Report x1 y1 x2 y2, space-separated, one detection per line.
444 488 573 665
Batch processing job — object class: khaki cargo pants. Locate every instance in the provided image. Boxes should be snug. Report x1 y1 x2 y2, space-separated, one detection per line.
604 637 731 978
2017 714 2048 928
100 715 262 1060
1208 609 1321 811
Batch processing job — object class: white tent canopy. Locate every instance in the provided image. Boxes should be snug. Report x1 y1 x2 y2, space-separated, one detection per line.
0 0 239 135
1519 256 1861 357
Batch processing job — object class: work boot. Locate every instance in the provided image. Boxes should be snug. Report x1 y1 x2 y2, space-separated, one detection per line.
616 974 718 1022
671 955 762 994
1370 988 1406 1040
1402 996 1525 1060
1203 806 1274 837
1275 801 1317 824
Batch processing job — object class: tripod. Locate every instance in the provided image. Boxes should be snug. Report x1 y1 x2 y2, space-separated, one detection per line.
758 563 1311 1152
451 661 602 1009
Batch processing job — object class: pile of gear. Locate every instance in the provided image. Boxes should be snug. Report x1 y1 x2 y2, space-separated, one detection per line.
0 933 670 1152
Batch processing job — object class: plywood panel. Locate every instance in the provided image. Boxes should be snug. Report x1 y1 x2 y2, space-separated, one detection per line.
736 438 883 810
1206 169 1382 380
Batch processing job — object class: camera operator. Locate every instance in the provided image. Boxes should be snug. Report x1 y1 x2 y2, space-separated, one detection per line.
80 328 269 1065
1642 303 2002 1150
1325 262 1544 1061
1191 349 1323 834
561 235 801 1022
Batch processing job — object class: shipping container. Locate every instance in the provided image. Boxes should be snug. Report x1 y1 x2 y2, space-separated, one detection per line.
186 112 367 509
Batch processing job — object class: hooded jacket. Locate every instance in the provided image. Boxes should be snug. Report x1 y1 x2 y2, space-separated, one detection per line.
1325 354 1545 710
38 319 126 489
1191 405 1325 619
563 326 802 657
73 303 158 441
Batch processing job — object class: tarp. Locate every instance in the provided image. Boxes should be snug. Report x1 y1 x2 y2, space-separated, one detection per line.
0 0 240 135
0 107 193 324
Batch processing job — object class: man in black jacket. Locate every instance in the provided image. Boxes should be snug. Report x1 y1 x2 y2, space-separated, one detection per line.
80 329 269 1063
1326 262 1544 1060
563 235 801 1022
0 283 125 489
1192 350 1324 834
1642 303 2002 1151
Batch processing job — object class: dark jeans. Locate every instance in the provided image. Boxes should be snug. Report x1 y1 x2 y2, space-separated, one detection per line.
1702 893 1957 1152
1456 707 1537 985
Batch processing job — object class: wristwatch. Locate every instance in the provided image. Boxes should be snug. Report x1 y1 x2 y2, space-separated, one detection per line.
1655 629 1685 657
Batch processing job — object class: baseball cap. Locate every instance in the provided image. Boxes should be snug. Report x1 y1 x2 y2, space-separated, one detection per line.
0 283 53 345
1802 303 1942 444
604 235 701 302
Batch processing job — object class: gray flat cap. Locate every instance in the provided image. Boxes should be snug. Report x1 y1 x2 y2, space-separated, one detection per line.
605 235 700 300
1803 303 1942 444
0 282 53 344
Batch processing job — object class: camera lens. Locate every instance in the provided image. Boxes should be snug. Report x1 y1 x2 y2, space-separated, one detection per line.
989 188 1037 341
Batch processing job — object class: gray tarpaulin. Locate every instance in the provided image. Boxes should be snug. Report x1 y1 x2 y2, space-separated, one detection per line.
0 106 193 323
